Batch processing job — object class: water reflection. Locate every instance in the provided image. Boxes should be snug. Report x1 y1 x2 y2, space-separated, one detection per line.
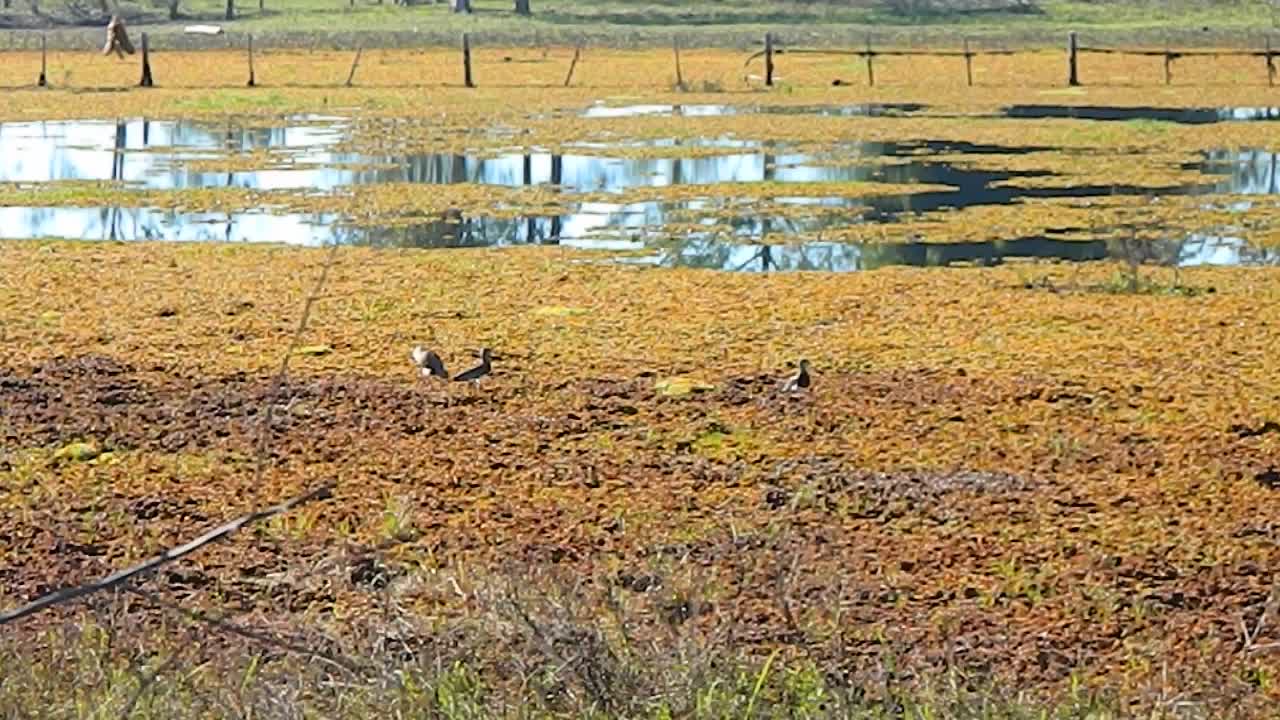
0 206 342 244
0 118 347 188
2 117 1278 266
1197 149 1279 195
581 102 928 118
580 103 1280 124
3 117 1274 206
0 118 1020 194
4 202 1276 272
1002 105 1280 124
647 234 1280 272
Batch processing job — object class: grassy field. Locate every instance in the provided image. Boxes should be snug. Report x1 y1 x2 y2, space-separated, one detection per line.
1 46 1280 718
2 0 1279 49
3 241 1280 717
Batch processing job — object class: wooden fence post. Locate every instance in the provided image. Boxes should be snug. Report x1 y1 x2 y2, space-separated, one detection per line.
673 35 684 90
345 45 362 87
37 33 47 87
1163 45 1172 85
463 33 474 88
963 37 973 87
1268 36 1276 87
1067 31 1079 86
246 33 256 87
864 35 875 87
139 32 154 87
764 32 774 87
563 43 581 87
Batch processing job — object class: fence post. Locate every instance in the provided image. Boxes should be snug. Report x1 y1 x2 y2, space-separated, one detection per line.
963 37 972 87
864 35 875 87
1067 31 1079 86
345 45 362 87
1268 36 1276 87
139 32 154 87
37 33 47 87
764 32 774 87
246 33 256 87
463 33 474 88
563 42 581 87
1163 47 1172 85
673 35 684 90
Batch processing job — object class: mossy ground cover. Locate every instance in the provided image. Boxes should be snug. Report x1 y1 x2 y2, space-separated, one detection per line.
1 47 1279 716
2 240 1280 714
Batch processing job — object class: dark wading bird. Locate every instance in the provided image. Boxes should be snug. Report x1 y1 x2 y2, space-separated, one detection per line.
411 345 448 380
781 359 812 393
454 348 493 386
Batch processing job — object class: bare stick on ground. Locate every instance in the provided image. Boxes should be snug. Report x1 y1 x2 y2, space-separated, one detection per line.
0 484 333 626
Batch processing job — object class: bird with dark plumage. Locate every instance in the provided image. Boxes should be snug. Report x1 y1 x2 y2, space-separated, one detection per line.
411 345 448 380
781 359 811 392
453 348 493 384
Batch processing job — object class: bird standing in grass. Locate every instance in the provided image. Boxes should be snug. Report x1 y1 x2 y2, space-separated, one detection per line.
411 345 448 381
454 348 493 386
781 359 812 393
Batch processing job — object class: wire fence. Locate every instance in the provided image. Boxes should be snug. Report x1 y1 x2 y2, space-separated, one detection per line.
5 27 1280 90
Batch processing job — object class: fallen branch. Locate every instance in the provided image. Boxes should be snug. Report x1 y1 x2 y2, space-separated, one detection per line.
0 484 333 626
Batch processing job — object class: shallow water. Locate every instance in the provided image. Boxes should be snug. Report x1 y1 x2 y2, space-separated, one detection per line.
579 102 1280 124
11 204 1274 272
1 115 1277 269
1001 105 1280 124
580 102 929 118
640 233 1280 272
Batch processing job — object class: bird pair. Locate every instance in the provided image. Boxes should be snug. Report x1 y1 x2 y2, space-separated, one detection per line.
411 345 492 384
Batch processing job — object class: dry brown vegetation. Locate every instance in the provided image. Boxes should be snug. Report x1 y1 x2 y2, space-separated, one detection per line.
3 46 1280 114
1 46 1280 717
2 241 1280 714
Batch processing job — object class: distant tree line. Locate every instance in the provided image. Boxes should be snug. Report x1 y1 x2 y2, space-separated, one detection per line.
0 0 534 23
